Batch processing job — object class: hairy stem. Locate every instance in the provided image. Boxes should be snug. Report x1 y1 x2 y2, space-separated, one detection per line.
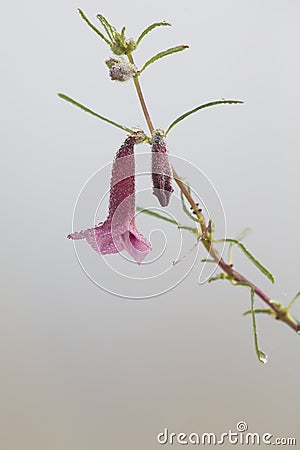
127 54 300 334
127 54 155 133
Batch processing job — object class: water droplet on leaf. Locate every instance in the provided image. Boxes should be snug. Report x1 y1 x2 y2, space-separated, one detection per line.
259 350 268 364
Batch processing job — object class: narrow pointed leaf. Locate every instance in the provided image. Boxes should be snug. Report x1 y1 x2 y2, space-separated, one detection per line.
96 14 115 42
235 281 267 364
228 227 252 264
180 189 200 223
287 291 300 312
235 227 252 242
166 100 243 135
58 93 134 133
136 207 178 225
136 207 198 234
138 45 188 74
243 308 273 317
78 9 111 45
177 225 199 234
217 238 275 283
136 21 171 46
208 273 228 283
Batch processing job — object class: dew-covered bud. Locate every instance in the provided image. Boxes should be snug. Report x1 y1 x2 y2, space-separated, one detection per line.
151 129 174 207
105 56 136 82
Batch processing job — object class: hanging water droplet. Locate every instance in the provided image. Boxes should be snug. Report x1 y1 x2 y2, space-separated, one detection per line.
259 350 268 364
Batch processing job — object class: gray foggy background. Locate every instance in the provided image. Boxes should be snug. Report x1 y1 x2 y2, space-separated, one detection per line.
1 0 300 449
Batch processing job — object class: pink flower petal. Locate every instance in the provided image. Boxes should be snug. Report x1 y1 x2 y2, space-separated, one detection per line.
68 221 119 254
120 222 152 264
68 131 151 264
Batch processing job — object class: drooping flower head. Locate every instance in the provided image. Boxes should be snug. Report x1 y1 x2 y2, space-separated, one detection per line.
68 131 151 264
151 129 174 207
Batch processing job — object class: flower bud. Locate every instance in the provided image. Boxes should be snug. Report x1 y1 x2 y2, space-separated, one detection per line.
111 38 137 56
151 130 174 207
105 56 136 82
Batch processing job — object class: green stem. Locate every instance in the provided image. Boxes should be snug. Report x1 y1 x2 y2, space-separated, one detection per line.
127 54 155 133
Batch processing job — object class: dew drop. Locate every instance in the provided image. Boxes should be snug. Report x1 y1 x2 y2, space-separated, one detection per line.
259 350 268 364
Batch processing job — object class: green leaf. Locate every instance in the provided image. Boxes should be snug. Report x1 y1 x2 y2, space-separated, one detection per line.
58 93 134 134
287 291 300 312
228 227 252 264
96 14 116 42
137 207 178 225
243 308 273 317
208 273 228 283
138 45 188 74
78 9 111 45
235 227 252 242
166 99 243 135
217 238 275 284
180 188 200 223
136 207 198 234
136 21 171 46
235 281 267 364
178 225 199 234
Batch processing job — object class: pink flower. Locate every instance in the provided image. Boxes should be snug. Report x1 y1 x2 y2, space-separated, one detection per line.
68 131 151 264
151 130 174 207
